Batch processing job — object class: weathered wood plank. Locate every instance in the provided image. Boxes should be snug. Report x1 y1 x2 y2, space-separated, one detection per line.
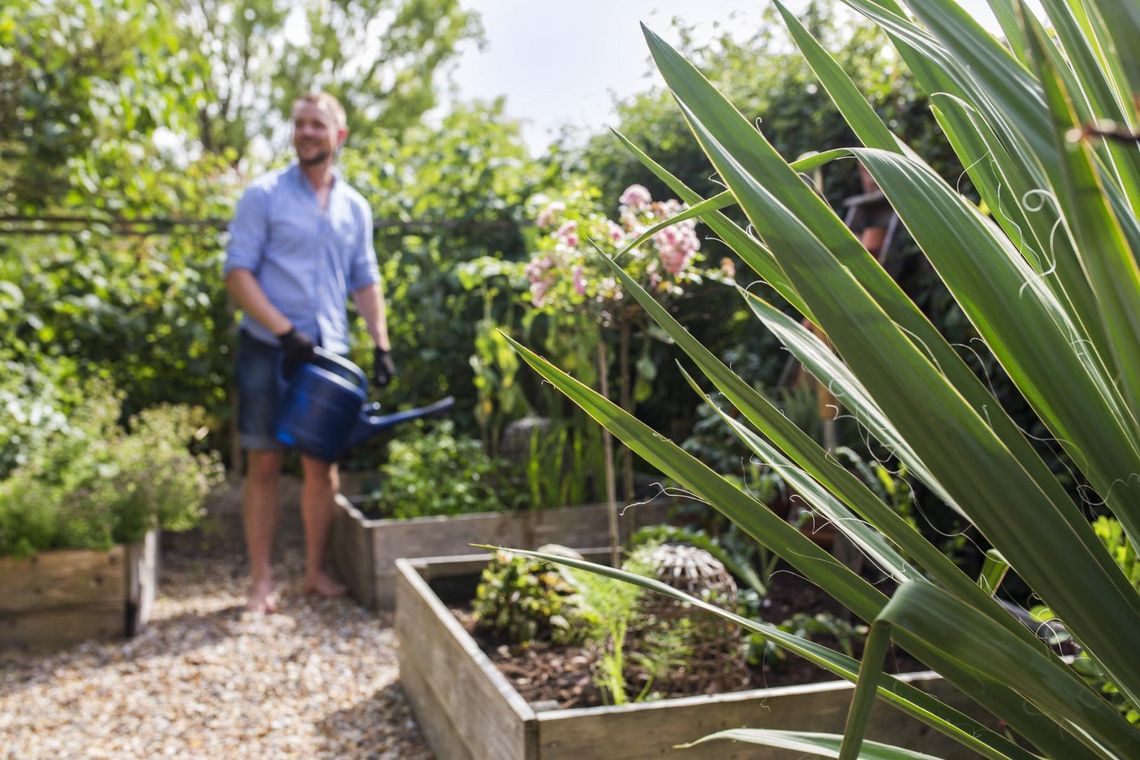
1 532 159 650
536 674 985 760
398 650 477 760
395 558 536 760
0 602 126 651
330 495 375 607
360 499 674 610
126 531 158 636
0 546 126 611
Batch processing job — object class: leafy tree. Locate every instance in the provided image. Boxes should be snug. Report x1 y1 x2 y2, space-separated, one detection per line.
0 0 208 213
173 0 483 161
574 2 956 214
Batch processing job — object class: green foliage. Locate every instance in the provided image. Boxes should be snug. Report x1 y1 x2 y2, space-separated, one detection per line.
171 0 482 160
1 0 538 469
522 422 604 510
561 552 650 705
1092 516 1140 592
1070 517 1140 725
472 545 695 705
1 0 240 437
341 101 542 440
472 548 593 645
574 2 957 213
361 420 522 520
749 612 868 668
0 0 208 212
569 0 969 456
0 381 223 557
508 1 1140 754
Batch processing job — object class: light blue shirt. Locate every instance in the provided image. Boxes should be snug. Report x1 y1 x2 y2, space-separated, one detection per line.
224 162 380 354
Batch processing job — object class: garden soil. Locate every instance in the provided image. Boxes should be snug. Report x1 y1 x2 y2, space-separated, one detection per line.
454 569 924 710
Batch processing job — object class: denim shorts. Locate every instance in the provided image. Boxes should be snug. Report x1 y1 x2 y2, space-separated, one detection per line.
235 330 289 451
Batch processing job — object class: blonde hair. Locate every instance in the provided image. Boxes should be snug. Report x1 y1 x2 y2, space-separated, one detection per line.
292 91 346 131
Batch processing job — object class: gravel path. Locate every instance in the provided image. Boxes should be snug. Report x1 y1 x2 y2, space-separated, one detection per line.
0 536 432 759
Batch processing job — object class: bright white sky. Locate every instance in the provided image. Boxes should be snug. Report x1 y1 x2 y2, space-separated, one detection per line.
449 0 1004 153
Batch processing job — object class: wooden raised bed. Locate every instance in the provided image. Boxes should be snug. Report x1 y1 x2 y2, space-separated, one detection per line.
0 530 158 651
396 554 988 760
330 495 675 610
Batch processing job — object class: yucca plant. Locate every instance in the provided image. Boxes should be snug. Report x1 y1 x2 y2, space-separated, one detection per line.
498 1 1140 757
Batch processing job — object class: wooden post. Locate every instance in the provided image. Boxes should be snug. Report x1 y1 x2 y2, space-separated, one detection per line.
618 319 634 501
597 341 620 569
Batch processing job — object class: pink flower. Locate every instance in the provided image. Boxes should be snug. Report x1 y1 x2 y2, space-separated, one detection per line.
555 220 579 248
652 219 700 275
658 247 689 275
525 254 556 283
525 254 558 305
607 220 625 244
529 279 551 306
536 202 565 230
572 265 586 296
619 184 651 210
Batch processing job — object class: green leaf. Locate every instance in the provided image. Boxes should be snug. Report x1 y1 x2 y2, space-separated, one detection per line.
683 729 943 759
506 326 1090 759
977 549 1010 596
878 582 1140 758
645 24 1140 718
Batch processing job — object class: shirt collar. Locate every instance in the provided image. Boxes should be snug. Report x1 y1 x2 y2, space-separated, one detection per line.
288 161 341 194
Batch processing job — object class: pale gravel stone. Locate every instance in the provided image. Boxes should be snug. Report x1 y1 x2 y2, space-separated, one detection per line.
0 542 433 760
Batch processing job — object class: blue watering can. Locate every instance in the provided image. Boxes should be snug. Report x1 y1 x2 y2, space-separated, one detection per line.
275 347 454 462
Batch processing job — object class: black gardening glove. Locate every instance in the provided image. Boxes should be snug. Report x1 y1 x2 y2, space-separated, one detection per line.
373 346 397 388
277 326 315 376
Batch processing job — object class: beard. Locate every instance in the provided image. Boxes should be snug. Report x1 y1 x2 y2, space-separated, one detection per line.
298 146 332 166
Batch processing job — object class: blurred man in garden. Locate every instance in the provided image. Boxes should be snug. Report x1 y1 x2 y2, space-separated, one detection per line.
224 91 396 613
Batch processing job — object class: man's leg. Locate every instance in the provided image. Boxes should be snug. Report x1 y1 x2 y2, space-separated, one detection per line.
244 449 284 612
300 455 347 596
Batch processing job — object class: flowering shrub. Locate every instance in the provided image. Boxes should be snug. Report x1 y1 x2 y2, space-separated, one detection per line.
525 181 718 323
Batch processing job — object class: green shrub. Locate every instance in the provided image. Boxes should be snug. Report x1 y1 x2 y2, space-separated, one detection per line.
472 548 594 645
0 382 222 557
362 420 523 519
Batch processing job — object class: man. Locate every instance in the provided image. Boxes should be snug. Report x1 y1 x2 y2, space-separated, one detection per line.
224 91 396 613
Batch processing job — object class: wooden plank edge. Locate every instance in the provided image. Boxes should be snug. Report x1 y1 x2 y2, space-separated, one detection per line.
395 556 537 723
535 670 947 722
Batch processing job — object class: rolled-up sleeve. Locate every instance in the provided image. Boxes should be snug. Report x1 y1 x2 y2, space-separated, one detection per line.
347 202 380 292
224 185 269 276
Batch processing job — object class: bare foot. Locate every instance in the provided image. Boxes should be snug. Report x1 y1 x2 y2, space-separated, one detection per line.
303 572 347 598
246 579 280 613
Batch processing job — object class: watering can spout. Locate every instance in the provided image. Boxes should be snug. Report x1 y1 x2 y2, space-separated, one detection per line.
346 396 456 449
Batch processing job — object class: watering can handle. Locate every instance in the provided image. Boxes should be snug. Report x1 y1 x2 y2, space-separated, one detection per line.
310 347 369 390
